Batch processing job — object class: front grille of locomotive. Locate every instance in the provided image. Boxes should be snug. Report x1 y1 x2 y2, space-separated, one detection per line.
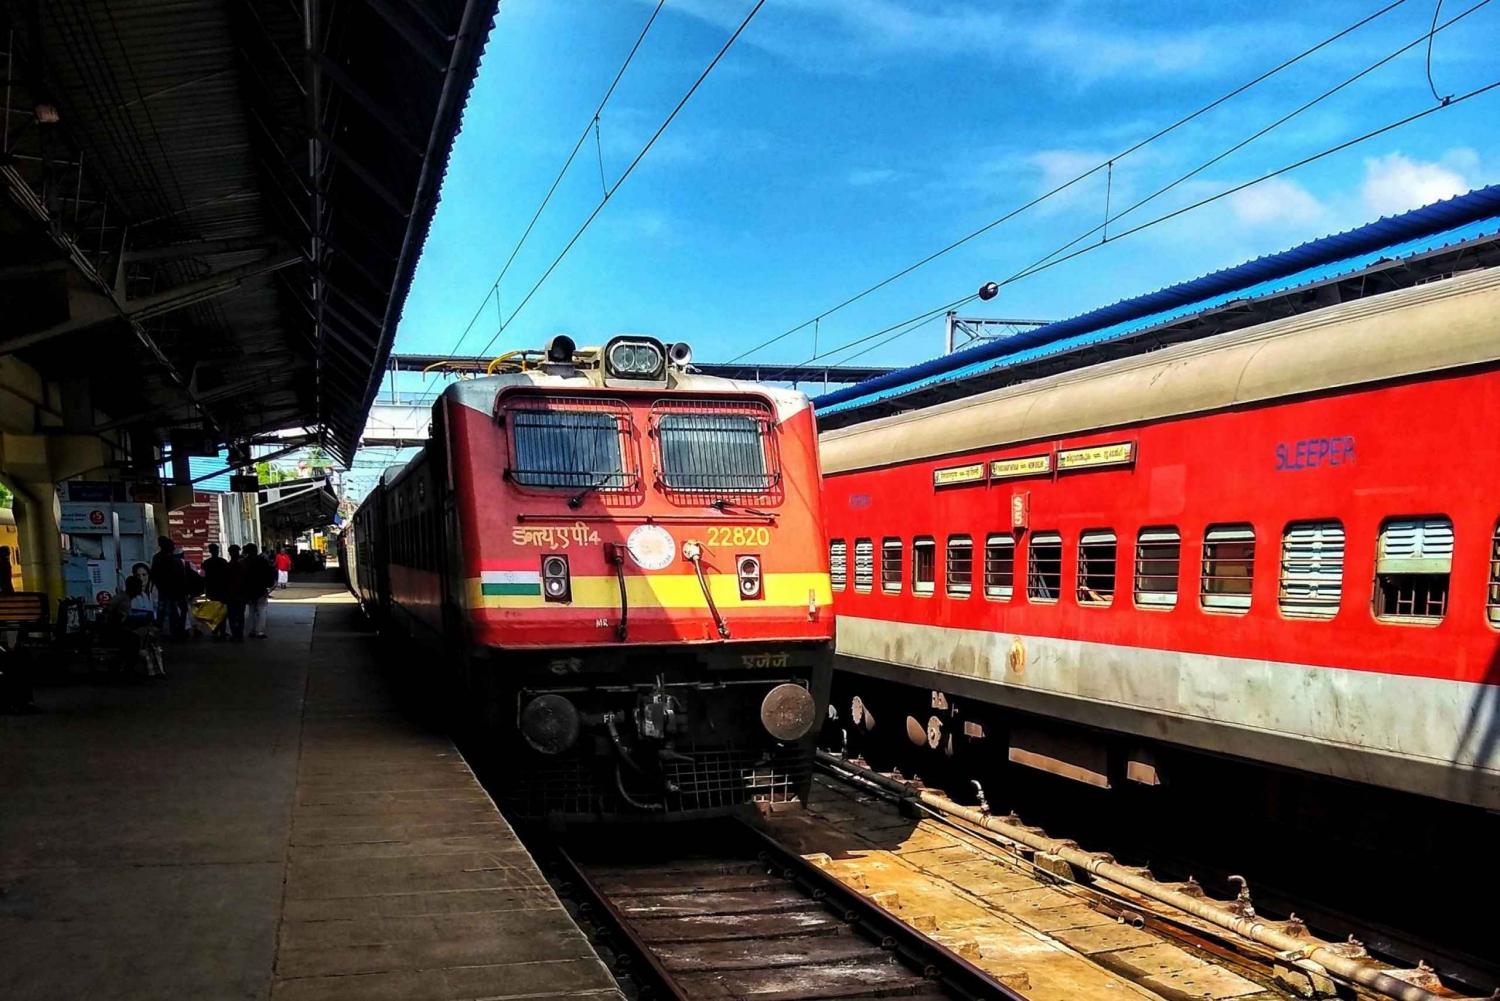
498 742 811 820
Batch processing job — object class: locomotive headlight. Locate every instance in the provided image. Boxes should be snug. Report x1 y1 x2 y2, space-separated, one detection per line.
737 554 762 599
604 337 665 379
542 555 571 602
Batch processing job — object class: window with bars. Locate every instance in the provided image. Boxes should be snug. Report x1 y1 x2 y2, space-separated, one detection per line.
1027 533 1062 602
946 536 973 597
510 407 631 489
829 539 847 592
656 412 775 493
984 534 1015 600
913 538 936 595
854 539 874 592
1375 517 1453 622
881 538 903 593
1201 524 1255 612
1489 525 1500 627
1279 520 1345 619
1077 530 1116 606
1134 527 1180 608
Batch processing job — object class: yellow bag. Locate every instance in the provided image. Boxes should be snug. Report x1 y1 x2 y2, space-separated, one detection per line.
190 599 228 632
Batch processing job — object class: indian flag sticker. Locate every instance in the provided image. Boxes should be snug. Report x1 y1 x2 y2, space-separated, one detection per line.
481 569 541 596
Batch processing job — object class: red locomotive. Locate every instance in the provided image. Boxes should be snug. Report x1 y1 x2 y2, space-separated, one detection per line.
346 336 834 821
820 267 1500 812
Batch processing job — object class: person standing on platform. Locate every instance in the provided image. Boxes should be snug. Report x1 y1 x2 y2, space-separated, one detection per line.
202 543 230 641
242 543 274 639
149 537 188 639
0 546 15 595
225 545 246 641
274 547 291 589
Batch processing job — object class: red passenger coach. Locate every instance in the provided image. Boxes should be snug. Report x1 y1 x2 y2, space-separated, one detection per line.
821 267 1500 812
346 336 833 821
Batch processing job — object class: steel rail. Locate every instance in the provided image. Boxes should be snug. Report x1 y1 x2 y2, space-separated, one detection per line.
551 845 689 1001
735 819 1028 1001
551 824 1027 1001
817 751 1452 1001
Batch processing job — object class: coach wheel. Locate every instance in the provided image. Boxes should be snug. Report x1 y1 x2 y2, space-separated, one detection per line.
926 715 944 751
905 715 927 747
850 695 876 732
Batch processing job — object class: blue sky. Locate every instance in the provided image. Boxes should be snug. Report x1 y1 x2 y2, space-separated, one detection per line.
387 0 1499 399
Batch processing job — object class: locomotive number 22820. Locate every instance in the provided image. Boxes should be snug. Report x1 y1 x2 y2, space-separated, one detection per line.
705 526 771 547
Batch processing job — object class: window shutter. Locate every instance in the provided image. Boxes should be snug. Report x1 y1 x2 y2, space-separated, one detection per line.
1377 518 1454 574
829 540 847 590
854 540 874 590
1279 521 1344 618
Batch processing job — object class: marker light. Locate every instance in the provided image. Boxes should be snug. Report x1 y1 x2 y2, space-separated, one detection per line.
542 555 571 602
737 554 762 599
604 337 665 379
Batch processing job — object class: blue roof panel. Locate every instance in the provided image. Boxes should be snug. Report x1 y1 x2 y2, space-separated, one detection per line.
815 184 1500 414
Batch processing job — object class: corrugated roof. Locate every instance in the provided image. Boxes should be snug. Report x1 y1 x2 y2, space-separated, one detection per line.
0 0 496 466
815 184 1500 416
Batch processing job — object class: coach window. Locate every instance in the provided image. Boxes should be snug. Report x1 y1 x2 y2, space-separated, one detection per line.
830 539 847 592
946 536 973 598
1375 517 1453 623
1027 533 1063 603
1077 530 1117 606
1201 524 1255 613
881 537 903 593
1488 524 1500 627
853 539 874 593
913 537 936 596
984 534 1015 601
1134 528 1180 608
1279 520 1345 619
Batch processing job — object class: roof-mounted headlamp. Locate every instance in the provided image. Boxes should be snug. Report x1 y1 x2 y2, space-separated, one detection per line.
604 337 666 380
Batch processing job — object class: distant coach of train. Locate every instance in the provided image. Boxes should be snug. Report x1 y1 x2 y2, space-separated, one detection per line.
821 267 1500 812
344 335 833 822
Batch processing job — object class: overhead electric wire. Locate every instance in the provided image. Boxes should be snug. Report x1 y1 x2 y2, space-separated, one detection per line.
472 0 768 361
727 0 1415 364
1014 0 1493 280
440 0 668 361
800 72 1500 381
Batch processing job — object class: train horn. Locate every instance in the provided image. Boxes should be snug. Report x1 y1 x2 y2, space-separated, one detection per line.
667 341 693 367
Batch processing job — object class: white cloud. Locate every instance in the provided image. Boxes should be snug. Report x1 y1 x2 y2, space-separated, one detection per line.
653 0 1238 82
847 167 900 186
1360 151 1476 217
1229 177 1326 226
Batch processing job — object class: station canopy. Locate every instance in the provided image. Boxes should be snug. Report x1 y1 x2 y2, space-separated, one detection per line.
259 476 339 536
0 0 496 466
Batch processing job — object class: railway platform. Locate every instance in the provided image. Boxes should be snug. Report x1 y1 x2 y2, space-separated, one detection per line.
0 581 622 1001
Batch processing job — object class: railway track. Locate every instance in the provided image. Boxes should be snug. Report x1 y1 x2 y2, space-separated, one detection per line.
551 820 1016 1000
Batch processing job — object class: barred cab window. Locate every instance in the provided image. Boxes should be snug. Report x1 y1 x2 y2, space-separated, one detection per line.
1488 524 1500 627
913 537 936 595
1135 527 1180 608
657 413 773 492
1201 524 1255 613
1279 520 1345 619
1027 533 1062 602
881 538 903 593
984 534 1015 601
1077 530 1116 606
829 539 847 592
946 536 973 597
510 408 628 489
1375 517 1453 622
853 539 874 593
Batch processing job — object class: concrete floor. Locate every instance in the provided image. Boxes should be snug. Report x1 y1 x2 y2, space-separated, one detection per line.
0 583 620 1001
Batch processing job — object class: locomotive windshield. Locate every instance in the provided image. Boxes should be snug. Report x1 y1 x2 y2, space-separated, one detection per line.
510 409 630 489
657 413 773 492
